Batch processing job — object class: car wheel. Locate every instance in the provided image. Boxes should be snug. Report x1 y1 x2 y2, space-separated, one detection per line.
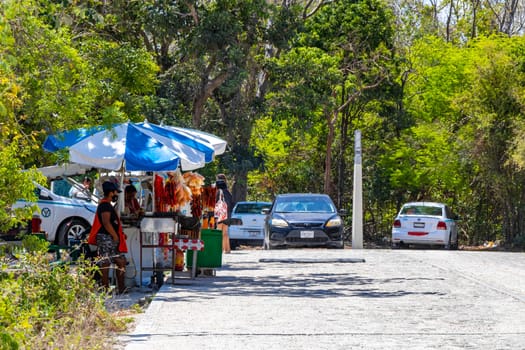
328 241 344 249
57 219 90 246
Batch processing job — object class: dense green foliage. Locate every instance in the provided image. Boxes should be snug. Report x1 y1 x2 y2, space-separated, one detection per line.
2 0 525 250
0 235 125 349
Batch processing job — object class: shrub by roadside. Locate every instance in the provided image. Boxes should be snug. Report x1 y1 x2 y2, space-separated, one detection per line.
0 235 128 349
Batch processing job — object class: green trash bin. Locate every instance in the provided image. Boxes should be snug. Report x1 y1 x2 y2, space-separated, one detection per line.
186 229 223 268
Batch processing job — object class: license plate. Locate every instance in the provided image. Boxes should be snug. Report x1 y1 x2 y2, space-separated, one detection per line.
300 230 315 238
413 222 425 228
248 231 259 237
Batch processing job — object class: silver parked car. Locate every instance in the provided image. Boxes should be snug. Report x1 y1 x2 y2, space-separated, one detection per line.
228 201 271 249
392 202 459 249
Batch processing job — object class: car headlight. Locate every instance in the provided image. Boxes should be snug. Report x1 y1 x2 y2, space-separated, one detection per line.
271 218 289 228
326 217 342 227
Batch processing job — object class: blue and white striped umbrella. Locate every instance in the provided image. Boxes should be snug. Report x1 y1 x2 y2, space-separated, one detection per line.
43 121 226 171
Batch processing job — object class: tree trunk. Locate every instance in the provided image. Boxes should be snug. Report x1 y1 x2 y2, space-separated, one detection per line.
324 109 337 196
192 71 231 127
445 0 454 42
501 0 518 35
337 111 349 209
231 169 249 205
471 0 479 39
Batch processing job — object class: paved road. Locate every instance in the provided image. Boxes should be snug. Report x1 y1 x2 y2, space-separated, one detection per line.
121 248 525 349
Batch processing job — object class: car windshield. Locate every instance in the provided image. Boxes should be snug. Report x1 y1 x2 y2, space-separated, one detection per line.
274 197 335 213
401 205 443 216
234 203 271 214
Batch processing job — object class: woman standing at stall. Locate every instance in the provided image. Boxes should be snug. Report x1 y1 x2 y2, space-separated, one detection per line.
215 174 234 253
88 181 128 294
124 184 143 216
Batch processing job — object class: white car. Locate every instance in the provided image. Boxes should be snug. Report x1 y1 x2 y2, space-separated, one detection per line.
12 182 97 246
392 202 459 249
228 201 272 249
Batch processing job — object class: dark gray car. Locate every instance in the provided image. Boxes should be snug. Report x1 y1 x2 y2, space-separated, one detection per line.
263 193 344 249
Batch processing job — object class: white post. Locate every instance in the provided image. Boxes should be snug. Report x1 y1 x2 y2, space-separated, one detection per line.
352 130 363 249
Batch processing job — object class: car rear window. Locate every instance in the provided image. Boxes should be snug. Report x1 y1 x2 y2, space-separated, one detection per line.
234 203 271 214
401 205 443 216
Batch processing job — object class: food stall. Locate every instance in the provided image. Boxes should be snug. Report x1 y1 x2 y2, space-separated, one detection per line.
42 121 227 288
108 170 217 287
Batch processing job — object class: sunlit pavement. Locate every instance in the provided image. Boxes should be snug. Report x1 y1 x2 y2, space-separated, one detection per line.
121 248 525 349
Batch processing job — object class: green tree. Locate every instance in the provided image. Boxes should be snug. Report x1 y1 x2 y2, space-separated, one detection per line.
0 10 46 230
402 34 525 244
52 0 276 202
455 35 525 244
0 0 159 226
258 0 396 209
2 0 158 164
261 47 340 195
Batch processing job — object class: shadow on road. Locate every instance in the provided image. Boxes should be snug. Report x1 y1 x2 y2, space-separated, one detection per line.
159 271 446 302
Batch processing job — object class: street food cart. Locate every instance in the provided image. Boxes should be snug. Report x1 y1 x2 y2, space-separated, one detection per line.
42 121 227 287
114 170 215 287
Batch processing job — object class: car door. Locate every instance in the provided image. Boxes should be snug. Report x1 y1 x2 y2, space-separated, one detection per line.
36 185 61 239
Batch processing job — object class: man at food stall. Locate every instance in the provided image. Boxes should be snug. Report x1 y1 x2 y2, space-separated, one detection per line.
88 181 128 294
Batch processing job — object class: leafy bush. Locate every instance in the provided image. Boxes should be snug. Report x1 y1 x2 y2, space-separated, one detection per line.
512 234 525 249
0 235 126 349
0 142 47 233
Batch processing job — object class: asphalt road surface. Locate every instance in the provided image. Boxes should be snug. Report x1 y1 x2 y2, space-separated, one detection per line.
121 248 525 349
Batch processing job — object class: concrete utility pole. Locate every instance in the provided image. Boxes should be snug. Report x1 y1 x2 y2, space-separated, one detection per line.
352 130 363 249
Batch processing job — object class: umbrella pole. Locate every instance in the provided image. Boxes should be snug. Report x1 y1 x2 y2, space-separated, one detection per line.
117 161 125 216
152 172 156 213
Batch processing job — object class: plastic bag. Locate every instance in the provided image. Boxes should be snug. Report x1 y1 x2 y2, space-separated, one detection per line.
214 190 228 222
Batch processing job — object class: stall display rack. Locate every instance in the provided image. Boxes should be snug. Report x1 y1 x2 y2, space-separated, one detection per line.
139 217 204 284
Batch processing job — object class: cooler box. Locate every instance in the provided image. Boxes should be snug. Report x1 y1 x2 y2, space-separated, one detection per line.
186 229 222 268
